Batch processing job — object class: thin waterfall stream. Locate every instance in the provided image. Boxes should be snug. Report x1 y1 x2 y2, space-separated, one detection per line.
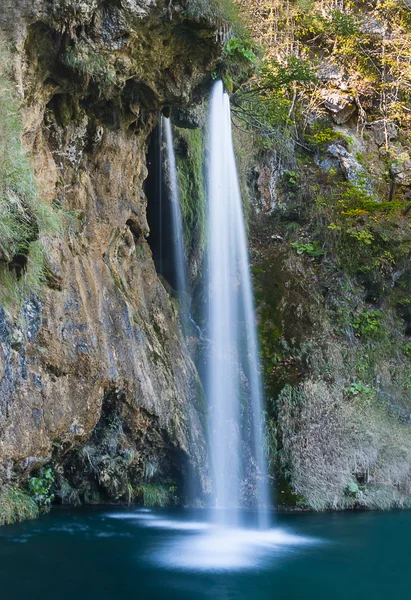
163 117 189 297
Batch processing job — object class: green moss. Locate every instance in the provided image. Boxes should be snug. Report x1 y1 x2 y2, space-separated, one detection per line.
0 487 39 526
175 127 206 258
304 125 350 148
63 43 116 87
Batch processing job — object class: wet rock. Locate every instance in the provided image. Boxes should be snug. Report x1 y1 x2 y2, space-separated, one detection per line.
171 106 201 129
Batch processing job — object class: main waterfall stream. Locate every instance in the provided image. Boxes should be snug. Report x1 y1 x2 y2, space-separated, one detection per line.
206 80 269 528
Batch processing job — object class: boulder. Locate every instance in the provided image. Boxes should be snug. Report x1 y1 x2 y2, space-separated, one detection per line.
321 90 356 124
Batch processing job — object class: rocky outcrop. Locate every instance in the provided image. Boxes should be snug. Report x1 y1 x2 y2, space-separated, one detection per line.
327 143 372 191
0 0 222 505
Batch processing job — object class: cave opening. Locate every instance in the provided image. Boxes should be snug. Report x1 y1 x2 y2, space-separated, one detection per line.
145 124 181 291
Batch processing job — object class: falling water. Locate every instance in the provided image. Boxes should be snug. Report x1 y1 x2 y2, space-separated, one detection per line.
207 81 269 528
163 117 188 295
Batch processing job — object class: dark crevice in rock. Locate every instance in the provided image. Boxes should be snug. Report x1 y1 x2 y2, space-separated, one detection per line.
53 389 187 506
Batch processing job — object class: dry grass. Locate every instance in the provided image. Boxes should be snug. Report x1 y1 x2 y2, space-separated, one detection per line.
277 378 411 510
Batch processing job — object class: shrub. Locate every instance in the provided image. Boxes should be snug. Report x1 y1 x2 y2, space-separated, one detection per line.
353 310 384 339
0 487 39 526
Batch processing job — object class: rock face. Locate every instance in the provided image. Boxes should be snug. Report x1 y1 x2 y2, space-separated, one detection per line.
0 0 221 504
327 143 372 191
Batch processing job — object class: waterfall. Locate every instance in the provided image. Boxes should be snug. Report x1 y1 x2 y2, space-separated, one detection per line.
206 81 269 528
163 117 188 296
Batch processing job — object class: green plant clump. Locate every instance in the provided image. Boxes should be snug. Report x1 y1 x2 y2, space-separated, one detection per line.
291 240 324 257
28 467 55 511
0 487 39 526
135 483 176 507
353 310 384 339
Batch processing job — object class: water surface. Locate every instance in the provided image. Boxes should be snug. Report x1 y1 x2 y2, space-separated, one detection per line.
0 507 409 599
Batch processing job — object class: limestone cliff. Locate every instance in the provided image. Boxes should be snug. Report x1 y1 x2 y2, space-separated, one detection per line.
0 0 223 507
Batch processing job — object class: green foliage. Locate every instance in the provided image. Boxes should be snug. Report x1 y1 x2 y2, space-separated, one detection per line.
0 42 62 310
259 55 315 89
225 36 257 64
28 467 55 510
344 382 376 403
283 169 298 186
353 310 384 339
304 125 349 147
230 54 316 137
0 487 39 526
291 240 324 257
330 10 358 37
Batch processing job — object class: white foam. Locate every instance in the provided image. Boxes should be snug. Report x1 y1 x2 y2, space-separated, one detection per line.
152 526 316 572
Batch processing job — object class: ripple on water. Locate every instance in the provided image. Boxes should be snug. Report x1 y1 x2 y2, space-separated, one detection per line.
105 511 210 531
